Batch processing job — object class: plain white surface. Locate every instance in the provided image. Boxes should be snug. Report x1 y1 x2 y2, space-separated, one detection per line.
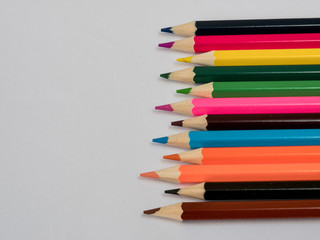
1 0 320 239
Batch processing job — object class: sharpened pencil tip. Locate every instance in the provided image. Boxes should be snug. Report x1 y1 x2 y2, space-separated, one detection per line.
163 154 181 161
158 41 174 49
161 27 173 33
171 120 183 127
165 189 180 195
155 104 173 112
160 72 171 79
177 56 193 63
176 88 191 95
140 171 159 179
153 136 169 144
144 207 161 215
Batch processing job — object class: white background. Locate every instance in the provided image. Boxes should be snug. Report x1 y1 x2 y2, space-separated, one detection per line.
1 0 320 239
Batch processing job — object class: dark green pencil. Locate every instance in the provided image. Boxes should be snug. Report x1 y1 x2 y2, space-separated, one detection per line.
161 65 320 84
177 81 320 98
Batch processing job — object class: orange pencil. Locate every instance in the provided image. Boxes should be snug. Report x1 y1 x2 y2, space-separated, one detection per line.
140 163 320 183
163 146 320 165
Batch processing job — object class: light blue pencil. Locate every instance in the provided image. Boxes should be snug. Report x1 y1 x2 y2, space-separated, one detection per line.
153 129 320 149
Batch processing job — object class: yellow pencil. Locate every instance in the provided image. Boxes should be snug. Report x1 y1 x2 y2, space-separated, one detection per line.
177 48 320 66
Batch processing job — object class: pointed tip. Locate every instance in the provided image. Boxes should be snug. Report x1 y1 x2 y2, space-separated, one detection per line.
163 153 181 161
164 189 180 195
160 72 171 79
176 88 191 95
155 104 173 112
161 27 173 33
177 56 193 63
158 41 174 49
171 120 183 127
144 207 161 215
152 136 169 144
140 171 159 179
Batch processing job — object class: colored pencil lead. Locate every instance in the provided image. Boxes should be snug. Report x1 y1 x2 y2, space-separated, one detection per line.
177 56 192 63
160 73 170 79
176 88 191 94
155 104 173 112
171 120 183 127
164 189 179 195
158 42 174 48
152 136 168 144
143 208 161 215
140 171 159 179
163 153 181 161
161 27 173 33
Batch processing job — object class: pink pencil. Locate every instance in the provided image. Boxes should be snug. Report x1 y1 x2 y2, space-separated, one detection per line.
155 97 320 116
159 33 320 53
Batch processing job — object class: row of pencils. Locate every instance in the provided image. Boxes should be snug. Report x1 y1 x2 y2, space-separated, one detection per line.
141 18 320 222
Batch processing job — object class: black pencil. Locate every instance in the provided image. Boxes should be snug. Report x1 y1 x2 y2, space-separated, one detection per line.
162 18 320 36
165 181 320 200
171 113 320 131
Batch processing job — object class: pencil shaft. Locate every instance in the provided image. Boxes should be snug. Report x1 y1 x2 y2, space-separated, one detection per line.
205 113 320 130
187 129 320 148
196 19 320 35
203 182 320 200
182 200 320 220
179 164 320 183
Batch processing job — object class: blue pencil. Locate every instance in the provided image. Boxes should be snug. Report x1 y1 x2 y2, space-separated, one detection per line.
153 129 320 149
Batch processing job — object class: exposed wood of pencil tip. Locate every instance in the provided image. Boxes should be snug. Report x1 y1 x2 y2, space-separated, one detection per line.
178 83 213 98
167 37 195 53
160 67 196 83
170 100 194 115
166 131 190 149
178 51 215 66
164 22 196 36
164 148 203 164
172 115 208 130
141 166 181 183
166 182 205 199
144 203 183 221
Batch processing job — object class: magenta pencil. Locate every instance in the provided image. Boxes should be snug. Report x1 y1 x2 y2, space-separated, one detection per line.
159 33 320 53
155 97 320 116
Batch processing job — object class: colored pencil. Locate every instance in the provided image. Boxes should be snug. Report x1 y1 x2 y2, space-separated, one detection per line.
165 181 320 200
177 49 320 66
144 200 320 221
159 33 320 53
161 18 320 37
163 146 320 165
152 130 320 149
171 114 320 131
160 65 320 84
140 163 320 183
155 97 320 116
176 81 320 98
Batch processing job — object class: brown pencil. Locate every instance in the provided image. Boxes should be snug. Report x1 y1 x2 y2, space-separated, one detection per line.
171 113 320 131
144 200 320 221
